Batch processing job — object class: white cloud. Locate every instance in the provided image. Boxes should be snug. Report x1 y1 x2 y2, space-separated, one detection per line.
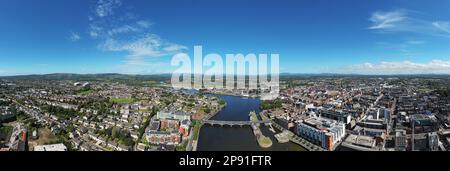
107 25 140 36
163 43 188 52
137 20 152 28
369 10 407 30
96 0 122 18
406 40 425 45
433 21 450 34
100 34 187 58
88 24 103 39
88 0 187 72
69 32 81 42
106 20 152 36
368 9 450 38
339 60 450 75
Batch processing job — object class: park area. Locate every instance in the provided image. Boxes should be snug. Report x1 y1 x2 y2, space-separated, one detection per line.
28 127 59 150
110 97 137 104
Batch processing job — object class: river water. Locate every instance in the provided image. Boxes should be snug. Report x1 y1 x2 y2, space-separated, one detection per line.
197 95 305 151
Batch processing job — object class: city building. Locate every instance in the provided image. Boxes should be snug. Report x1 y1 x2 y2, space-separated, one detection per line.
297 117 346 150
157 110 191 121
395 129 407 151
160 119 179 130
145 131 181 145
427 132 439 151
149 120 160 131
34 143 68 151
319 110 351 125
179 120 191 137
341 134 378 151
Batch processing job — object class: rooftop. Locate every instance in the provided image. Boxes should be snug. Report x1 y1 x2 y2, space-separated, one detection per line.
344 134 376 148
302 117 341 130
34 143 67 151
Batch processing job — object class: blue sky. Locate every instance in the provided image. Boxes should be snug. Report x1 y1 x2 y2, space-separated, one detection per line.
1 0 450 75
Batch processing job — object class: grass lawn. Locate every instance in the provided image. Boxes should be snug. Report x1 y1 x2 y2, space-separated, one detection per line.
77 89 94 96
417 88 434 93
110 97 137 104
138 108 151 112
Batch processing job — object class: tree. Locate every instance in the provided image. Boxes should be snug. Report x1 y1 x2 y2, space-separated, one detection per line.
261 100 282 110
151 107 158 117
111 127 119 139
203 107 211 114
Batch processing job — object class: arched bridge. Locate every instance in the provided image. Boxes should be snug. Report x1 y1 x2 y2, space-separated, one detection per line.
202 119 271 127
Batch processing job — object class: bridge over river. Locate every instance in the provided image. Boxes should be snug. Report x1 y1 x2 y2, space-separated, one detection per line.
202 119 271 127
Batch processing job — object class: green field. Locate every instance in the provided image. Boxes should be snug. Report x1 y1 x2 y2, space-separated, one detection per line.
77 89 94 95
110 98 137 104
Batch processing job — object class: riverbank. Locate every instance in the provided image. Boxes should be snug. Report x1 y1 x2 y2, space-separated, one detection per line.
202 91 259 99
201 96 226 121
189 97 226 150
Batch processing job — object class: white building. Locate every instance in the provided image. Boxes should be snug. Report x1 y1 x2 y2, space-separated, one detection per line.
157 110 191 121
297 117 346 150
34 143 68 151
395 129 407 151
427 132 439 151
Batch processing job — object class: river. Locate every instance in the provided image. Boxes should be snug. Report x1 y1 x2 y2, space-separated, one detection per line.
197 95 305 151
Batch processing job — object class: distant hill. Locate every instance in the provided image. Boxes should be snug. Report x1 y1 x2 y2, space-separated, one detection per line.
0 73 172 81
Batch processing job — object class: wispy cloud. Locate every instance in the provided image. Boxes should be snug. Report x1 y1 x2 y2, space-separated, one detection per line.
99 34 187 58
339 60 450 75
88 0 187 73
368 9 450 38
95 0 122 18
433 21 450 34
405 40 425 45
69 32 81 42
369 10 408 30
106 20 152 36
